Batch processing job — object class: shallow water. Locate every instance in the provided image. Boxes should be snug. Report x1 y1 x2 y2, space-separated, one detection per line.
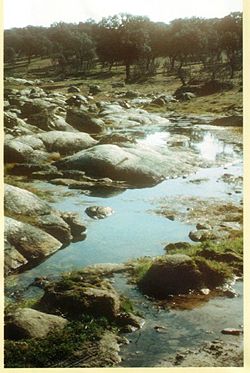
114 274 243 367
4 119 243 366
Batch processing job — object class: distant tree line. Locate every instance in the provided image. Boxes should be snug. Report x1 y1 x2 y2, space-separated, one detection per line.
4 12 242 82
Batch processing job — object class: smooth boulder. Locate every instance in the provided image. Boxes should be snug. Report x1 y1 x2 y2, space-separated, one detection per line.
5 308 67 340
38 131 97 155
5 217 62 264
4 184 86 243
54 144 170 186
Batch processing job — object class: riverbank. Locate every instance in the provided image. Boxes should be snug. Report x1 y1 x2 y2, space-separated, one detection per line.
4 68 243 367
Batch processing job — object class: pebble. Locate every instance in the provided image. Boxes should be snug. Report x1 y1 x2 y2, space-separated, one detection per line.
200 288 210 295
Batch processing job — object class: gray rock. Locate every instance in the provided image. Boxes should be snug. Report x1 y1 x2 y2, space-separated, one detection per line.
98 133 134 145
36 214 72 243
189 229 219 242
4 238 28 276
61 211 87 239
38 130 97 155
181 92 196 101
19 98 75 132
117 312 145 329
68 86 81 93
196 222 212 230
14 135 45 150
66 108 104 133
4 138 48 164
66 94 88 107
5 184 53 217
5 217 62 263
4 100 10 109
5 308 67 340
4 184 73 244
4 111 40 136
164 242 192 252
4 139 35 163
124 90 139 99
5 77 36 85
99 102 170 128
21 98 57 116
85 206 114 219
151 97 166 106
54 144 192 186
89 84 101 95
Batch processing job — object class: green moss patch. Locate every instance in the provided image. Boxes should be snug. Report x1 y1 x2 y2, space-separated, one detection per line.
5 315 112 368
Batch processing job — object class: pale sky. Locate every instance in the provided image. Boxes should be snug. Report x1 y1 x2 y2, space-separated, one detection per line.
4 0 243 29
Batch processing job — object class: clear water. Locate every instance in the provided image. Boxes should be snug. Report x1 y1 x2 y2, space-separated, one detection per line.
114 274 243 367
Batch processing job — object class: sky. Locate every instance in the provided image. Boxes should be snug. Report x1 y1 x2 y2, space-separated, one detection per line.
4 0 243 29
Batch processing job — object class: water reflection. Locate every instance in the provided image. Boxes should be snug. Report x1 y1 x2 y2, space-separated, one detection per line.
193 132 235 161
137 132 170 147
136 128 238 162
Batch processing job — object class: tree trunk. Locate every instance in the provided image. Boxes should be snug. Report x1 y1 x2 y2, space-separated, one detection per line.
170 56 176 70
177 60 186 85
109 61 114 71
125 63 130 81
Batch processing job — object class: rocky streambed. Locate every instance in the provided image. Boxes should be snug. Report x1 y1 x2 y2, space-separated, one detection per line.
4 78 243 367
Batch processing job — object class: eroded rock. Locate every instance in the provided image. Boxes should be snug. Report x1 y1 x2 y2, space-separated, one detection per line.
5 217 62 265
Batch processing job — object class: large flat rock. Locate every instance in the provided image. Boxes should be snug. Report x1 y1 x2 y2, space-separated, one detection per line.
54 144 202 186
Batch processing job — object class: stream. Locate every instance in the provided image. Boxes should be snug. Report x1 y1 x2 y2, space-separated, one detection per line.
5 118 243 366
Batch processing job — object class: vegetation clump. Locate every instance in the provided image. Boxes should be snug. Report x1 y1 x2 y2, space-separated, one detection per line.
5 315 112 368
130 236 243 299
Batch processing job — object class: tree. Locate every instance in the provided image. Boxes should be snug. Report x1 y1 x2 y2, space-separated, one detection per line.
218 12 242 78
48 23 96 72
4 46 16 63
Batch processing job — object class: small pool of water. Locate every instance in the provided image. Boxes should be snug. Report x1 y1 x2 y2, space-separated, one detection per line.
113 274 243 367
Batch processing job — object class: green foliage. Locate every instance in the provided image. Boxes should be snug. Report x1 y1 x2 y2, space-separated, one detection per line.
120 296 134 314
5 315 110 368
194 257 233 288
5 297 39 315
4 12 242 80
129 257 154 283
131 235 243 290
